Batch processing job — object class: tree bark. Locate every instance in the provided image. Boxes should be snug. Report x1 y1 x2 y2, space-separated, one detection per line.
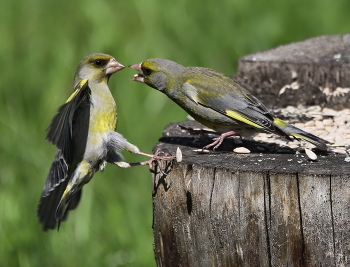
152 121 350 267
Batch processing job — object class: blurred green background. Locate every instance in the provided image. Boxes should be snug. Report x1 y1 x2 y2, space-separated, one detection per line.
1 0 349 266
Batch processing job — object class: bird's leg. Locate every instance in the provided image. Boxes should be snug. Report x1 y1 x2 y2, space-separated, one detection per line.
179 125 241 150
203 131 238 150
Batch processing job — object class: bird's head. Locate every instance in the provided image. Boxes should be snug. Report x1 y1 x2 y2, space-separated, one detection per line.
74 53 125 85
129 58 185 92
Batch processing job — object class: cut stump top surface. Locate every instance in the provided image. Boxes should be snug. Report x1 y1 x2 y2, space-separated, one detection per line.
155 120 350 176
235 34 350 109
240 34 350 64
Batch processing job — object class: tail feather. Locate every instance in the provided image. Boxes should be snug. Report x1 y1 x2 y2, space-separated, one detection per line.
55 185 72 230
276 121 329 151
38 184 82 231
38 181 66 231
55 182 83 230
38 152 70 231
37 151 83 231
55 160 92 230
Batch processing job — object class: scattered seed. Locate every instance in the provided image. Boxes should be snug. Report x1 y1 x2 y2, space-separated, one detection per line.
286 106 296 113
233 147 251 154
315 120 324 129
304 120 315 127
322 119 334 126
176 147 182 162
322 108 337 116
333 148 346 154
312 115 324 121
307 105 322 112
305 148 318 160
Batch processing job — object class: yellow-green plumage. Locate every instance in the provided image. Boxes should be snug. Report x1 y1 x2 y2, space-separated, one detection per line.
130 58 329 151
37 53 142 231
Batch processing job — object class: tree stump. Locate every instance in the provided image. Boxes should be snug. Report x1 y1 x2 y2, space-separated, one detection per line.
235 34 350 110
151 35 350 267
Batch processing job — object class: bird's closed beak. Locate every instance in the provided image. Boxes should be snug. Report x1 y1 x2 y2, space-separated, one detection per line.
105 59 125 75
129 63 145 83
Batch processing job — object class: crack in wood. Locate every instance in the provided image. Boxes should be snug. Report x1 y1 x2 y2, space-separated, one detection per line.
264 172 272 267
296 173 306 266
329 175 336 266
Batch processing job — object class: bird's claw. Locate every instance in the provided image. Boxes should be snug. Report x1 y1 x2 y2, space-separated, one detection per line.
179 126 239 150
202 131 238 150
147 149 175 174
130 149 175 174
203 137 223 150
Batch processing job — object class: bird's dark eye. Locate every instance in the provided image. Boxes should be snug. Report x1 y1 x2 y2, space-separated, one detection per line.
142 67 153 76
94 59 106 66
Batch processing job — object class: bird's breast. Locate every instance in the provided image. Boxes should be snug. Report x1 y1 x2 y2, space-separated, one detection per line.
89 87 117 135
82 86 117 161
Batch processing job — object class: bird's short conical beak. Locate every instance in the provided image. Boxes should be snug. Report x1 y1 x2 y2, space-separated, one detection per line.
129 63 145 83
105 59 125 75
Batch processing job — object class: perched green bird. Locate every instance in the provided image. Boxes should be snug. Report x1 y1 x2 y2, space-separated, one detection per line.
130 58 329 151
38 53 160 231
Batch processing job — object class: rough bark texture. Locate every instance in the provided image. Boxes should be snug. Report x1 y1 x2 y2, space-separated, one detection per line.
234 34 350 110
152 120 350 267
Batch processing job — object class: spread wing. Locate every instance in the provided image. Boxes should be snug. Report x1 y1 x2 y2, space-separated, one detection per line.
46 79 91 164
38 79 90 230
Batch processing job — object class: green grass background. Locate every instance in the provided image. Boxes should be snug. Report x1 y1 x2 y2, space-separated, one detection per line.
1 0 349 266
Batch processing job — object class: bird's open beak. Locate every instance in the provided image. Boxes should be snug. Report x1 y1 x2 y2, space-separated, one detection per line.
105 59 125 75
129 63 145 83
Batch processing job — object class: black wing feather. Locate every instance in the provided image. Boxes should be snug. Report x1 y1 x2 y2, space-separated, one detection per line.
46 79 91 164
38 79 90 230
